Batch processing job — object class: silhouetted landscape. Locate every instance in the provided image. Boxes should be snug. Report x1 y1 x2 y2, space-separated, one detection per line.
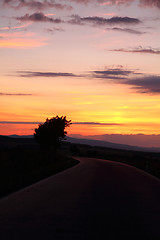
1 134 160 199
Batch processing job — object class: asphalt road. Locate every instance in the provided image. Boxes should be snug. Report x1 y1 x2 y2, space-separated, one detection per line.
0 157 160 240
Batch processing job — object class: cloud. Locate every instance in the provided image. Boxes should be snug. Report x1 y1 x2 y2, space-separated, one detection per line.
91 66 160 95
0 121 41 124
17 71 78 77
16 12 63 23
106 27 145 35
45 27 64 34
99 0 160 9
0 92 33 96
138 0 160 9
92 67 134 79
0 36 47 48
0 22 32 31
2 0 73 11
111 46 160 54
64 0 160 9
3 0 160 10
123 75 160 94
0 121 122 125
69 15 141 26
73 122 123 125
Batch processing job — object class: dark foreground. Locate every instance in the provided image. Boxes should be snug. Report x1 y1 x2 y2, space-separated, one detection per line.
0 157 160 240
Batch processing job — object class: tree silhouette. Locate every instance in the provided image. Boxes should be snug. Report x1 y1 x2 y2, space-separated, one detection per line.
34 116 71 150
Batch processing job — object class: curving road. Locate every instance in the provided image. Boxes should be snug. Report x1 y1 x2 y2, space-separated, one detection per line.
0 157 160 240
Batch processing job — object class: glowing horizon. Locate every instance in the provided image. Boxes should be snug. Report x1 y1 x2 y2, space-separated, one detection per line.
0 0 160 137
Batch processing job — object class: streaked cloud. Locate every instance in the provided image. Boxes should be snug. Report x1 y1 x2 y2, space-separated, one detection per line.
2 0 73 11
17 71 79 77
2 0 160 11
73 122 123 125
92 67 134 79
16 12 63 23
0 92 33 96
65 0 160 9
0 37 47 48
0 22 32 31
0 121 41 124
111 46 160 54
0 121 122 125
123 75 160 94
45 27 64 34
91 67 160 95
69 15 142 26
106 27 146 35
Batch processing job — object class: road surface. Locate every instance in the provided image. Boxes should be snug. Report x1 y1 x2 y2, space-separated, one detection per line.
0 157 160 240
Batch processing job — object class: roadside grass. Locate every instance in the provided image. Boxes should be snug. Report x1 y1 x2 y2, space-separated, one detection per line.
0 146 79 199
70 143 160 179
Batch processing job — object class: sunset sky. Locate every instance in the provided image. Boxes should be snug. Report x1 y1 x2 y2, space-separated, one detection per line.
0 0 160 139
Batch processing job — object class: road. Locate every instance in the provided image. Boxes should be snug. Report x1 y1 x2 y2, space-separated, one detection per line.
0 157 160 240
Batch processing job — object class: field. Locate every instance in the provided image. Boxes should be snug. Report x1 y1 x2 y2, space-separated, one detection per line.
0 136 79 199
0 135 160 199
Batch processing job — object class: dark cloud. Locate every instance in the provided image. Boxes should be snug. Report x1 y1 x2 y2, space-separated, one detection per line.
106 27 145 35
0 92 33 96
2 0 160 10
92 68 134 79
0 121 41 124
73 122 123 125
45 27 64 34
16 12 63 23
123 75 160 94
18 71 78 77
111 47 160 54
63 0 160 9
69 15 141 26
138 0 160 9
91 67 160 95
3 0 73 11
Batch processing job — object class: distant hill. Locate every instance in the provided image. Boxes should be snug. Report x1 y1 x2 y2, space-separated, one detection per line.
9 134 34 138
66 136 160 153
2 134 160 152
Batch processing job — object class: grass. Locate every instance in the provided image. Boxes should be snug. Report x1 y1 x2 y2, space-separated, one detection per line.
69 142 160 179
0 139 79 199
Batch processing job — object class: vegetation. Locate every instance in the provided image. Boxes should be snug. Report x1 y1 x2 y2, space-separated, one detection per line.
0 136 79 199
1 133 160 199
34 116 71 149
69 142 160 179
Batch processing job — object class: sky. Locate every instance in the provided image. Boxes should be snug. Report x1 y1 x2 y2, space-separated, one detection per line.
0 0 160 141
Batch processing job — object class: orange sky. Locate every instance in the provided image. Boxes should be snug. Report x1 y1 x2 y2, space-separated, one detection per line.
0 0 160 138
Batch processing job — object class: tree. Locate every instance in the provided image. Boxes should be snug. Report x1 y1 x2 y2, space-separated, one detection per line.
34 116 72 150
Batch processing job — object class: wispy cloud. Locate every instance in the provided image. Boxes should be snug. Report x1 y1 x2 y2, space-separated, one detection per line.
91 66 160 95
106 27 146 35
65 0 160 9
45 27 64 34
0 92 33 96
111 46 160 54
123 75 160 94
2 0 160 10
73 122 123 125
92 67 134 79
2 0 73 11
69 15 142 26
0 120 123 125
0 36 47 48
0 121 41 124
17 71 79 77
0 22 32 31
16 12 63 23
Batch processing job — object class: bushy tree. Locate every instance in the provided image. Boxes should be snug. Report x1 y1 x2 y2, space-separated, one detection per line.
34 116 71 149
